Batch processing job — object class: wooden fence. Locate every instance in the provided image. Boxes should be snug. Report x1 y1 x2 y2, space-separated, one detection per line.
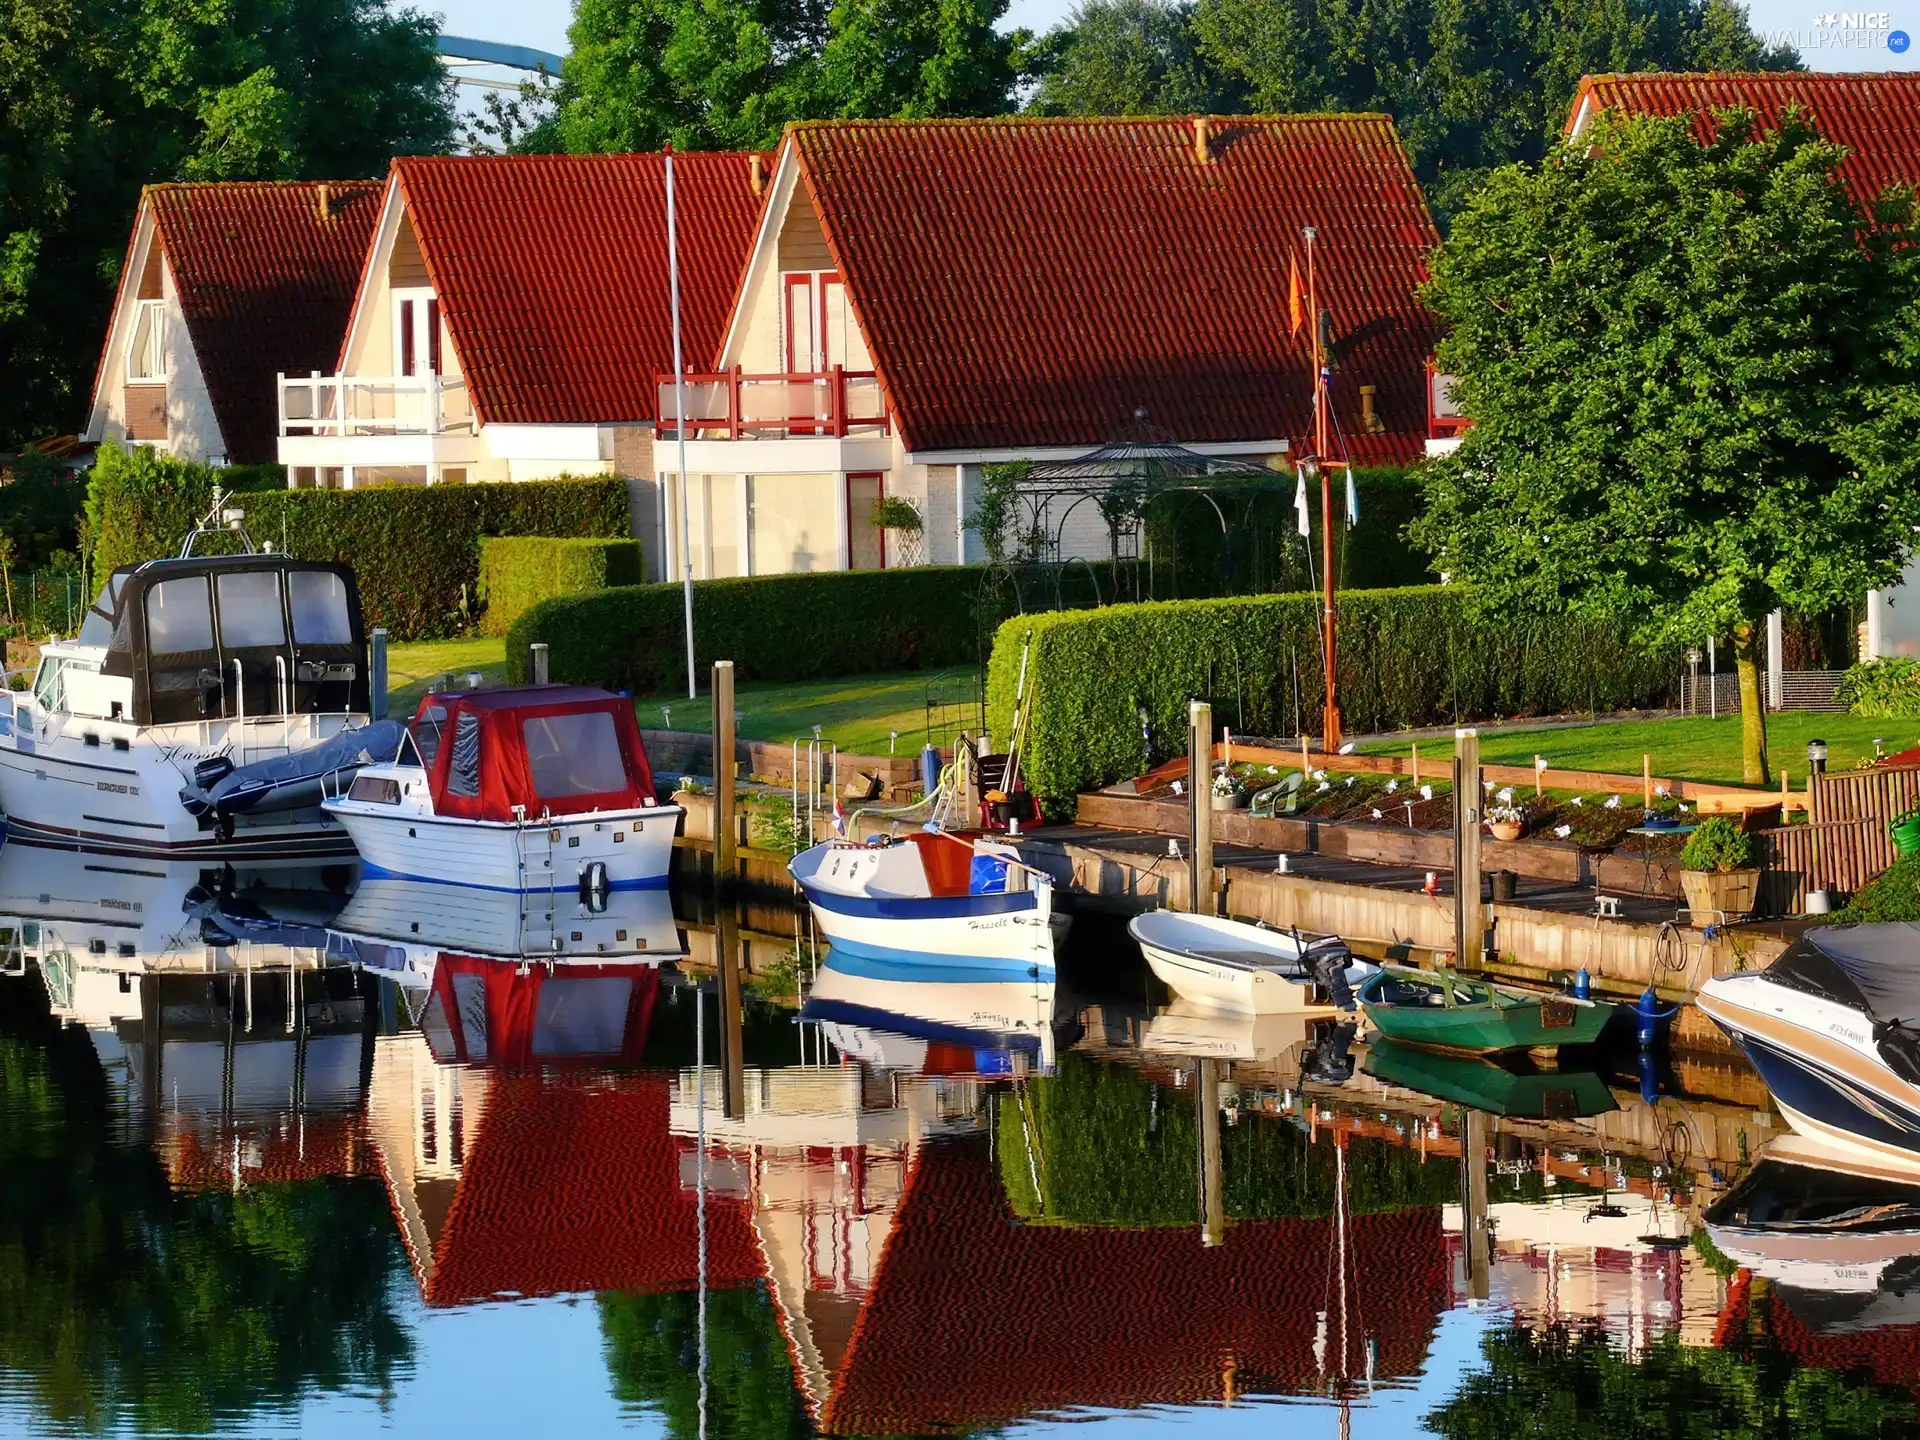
1755 817 1891 914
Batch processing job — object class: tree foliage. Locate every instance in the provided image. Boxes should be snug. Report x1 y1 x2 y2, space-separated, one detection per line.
1028 0 1797 220
538 0 1022 152
0 0 455 448
1413 110 1920 782
598 1285 813 1439
1424 1322 1920 1439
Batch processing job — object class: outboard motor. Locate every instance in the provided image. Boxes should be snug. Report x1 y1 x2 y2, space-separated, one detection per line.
1309 938 1358 1012
1303 1021 1358 1085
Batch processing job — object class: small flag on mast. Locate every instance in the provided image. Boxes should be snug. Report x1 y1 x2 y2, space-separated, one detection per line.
1346 469 1360 526
1288 251 1306 338
1294 465 1312 538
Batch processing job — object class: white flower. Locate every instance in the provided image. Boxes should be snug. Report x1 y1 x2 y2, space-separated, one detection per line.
1313 769 1327 781
1419 784 1433 800
1535 756 1549 771
1385 779 1399 794
1496 787 1513 803
1654 785 1669 798
1678 803 1690 813
1482 779 1495 793
1171 780 1184 795
1604 795 1620 810
1371 808 1383 820
1345 776 1356 787
1555 824 1573 838
1316 780 1331 792
1570 796 1584 807
1266 765 1279 775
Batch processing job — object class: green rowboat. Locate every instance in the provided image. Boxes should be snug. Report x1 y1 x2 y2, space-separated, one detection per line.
1356 967 1615 1055
1362 1038 1618 1119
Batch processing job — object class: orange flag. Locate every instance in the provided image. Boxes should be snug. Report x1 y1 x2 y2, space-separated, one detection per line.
1288 250 1306 339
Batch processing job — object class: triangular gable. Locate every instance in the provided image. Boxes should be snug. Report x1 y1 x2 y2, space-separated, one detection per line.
344 153 769 429
765 116 1442 461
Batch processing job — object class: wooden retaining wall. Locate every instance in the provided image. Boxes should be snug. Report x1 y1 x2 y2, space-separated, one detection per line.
1077 790 1684 899
646 729 926 798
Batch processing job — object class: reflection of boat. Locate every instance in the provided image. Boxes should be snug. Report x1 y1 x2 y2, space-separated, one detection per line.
332 876 684 992
1699 926 1920 1166
1138 997 1332 1064
324 686 679 892
1128 910 1372 1015
417 951 663 1068
791 832 1065 982
1357 967 1613 1054
802 946 1057 1074
1704 1135 1920 1303
1362 1038 1617 1119
0 502 384 859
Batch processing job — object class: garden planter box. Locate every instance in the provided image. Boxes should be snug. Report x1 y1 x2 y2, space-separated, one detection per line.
1488 821 1524 842
1211 792 1245 812
1680 868 1760 928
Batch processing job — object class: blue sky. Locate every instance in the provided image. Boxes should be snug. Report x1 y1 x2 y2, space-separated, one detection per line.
430 0 1919 71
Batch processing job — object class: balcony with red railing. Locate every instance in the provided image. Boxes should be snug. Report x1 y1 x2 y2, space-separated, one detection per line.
1426 363 1469 442
654 367 888 440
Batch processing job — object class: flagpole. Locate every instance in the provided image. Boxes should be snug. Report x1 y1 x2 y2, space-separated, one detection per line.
1306 225 1341 752
665 143 697 701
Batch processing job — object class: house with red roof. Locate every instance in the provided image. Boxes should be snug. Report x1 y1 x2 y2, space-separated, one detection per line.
653 115 1442 574
1560 71 1920 665
276 152 767 506
84 181 383 465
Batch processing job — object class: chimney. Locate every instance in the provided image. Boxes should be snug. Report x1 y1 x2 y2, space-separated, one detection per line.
1193 116 1212 165
749 153 766 197
315 183 332 225
1360 384 1384 434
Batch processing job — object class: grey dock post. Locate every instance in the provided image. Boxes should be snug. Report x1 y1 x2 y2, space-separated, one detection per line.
1452 727 1483 967
713 659 745 1120
369 629 388 720
527 642 550 686
1188 699 1214 915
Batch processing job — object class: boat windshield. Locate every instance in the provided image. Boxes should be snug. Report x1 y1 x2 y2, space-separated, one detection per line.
75 574 126 647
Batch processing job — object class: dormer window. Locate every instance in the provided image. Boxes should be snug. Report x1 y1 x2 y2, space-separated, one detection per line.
394 288 441 376
127 298 165 382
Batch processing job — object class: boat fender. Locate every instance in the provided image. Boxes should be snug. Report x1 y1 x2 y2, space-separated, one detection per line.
1635 987 1680 1047
1637 1049 1660 1105
579 861 610 913
1572 967 1591 1000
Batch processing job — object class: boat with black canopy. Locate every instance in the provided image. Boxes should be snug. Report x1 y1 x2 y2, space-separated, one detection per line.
1699 923 1920 1166
0 493 399 859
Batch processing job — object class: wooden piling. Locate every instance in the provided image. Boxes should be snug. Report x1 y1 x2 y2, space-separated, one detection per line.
1642 753 1652 810
1462 1108 1491 1300
1191 700 1215 915
1411 743 1419 793
1453 727 1483 967
1197 1057 1225 1248
1533 754 1542 798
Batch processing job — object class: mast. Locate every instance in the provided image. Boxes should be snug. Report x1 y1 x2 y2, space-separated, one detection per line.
1306 226 1341 752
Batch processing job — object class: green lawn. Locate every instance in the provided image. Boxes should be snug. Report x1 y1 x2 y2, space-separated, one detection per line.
1359 713 1914 786
638 667 982 756
385 636 507 714
383 636 979 758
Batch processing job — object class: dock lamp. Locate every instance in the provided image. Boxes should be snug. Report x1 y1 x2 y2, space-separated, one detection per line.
1807 738 1829 776
1684 648 1702 715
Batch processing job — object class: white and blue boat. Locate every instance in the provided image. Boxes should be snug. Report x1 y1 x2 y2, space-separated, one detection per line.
801 946 1060 1075
1699 924 1920 1167
789 831 1067 983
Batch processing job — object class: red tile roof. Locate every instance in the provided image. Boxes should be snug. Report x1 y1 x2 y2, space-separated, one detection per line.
391 153 767 427
1569 73 1920 209
420 1071 764 1307
159 1112 372 1191
823 1136 1449 1434
1717 1271 1920 1388
789 117 1442 461
106 182 383 464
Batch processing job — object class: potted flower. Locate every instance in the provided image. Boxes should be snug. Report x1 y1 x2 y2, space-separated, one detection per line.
1678 817 1760 928
1211 769 1244 811
1485 804 1525 842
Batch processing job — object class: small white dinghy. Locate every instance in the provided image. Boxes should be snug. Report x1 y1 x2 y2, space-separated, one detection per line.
1128 910 1376 1016
790 830 1068 983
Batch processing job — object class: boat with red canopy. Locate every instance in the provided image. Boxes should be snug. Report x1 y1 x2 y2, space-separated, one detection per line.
322 685 679 893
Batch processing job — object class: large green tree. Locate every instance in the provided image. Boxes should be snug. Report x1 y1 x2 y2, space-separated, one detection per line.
1028 0 1798 222
1413 110 1920 784
0 0 454 449
539 0 1021 153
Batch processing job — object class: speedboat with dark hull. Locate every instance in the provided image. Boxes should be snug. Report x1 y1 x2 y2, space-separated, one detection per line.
0 532 390 860
1698 924 1920 1167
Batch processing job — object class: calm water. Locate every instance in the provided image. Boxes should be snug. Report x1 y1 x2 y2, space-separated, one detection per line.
3 853 1919 1439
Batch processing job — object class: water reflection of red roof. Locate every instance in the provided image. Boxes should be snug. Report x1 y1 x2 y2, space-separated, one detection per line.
1718 1271 1920 1387
824 1138 1448 1434
160 1114 370 1192
424 1072 762 1307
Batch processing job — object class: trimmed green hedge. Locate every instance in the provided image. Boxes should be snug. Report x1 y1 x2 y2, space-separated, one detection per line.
506 566 1000 690
478 537 643 638
987 585 1680 810
87 445 631 639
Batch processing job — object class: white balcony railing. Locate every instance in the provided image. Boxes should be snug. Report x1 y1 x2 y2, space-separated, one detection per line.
278 372 475 438
655 367 888 440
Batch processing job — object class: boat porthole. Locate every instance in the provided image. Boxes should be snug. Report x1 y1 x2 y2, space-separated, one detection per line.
408 827 416 837
568 836 580 847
